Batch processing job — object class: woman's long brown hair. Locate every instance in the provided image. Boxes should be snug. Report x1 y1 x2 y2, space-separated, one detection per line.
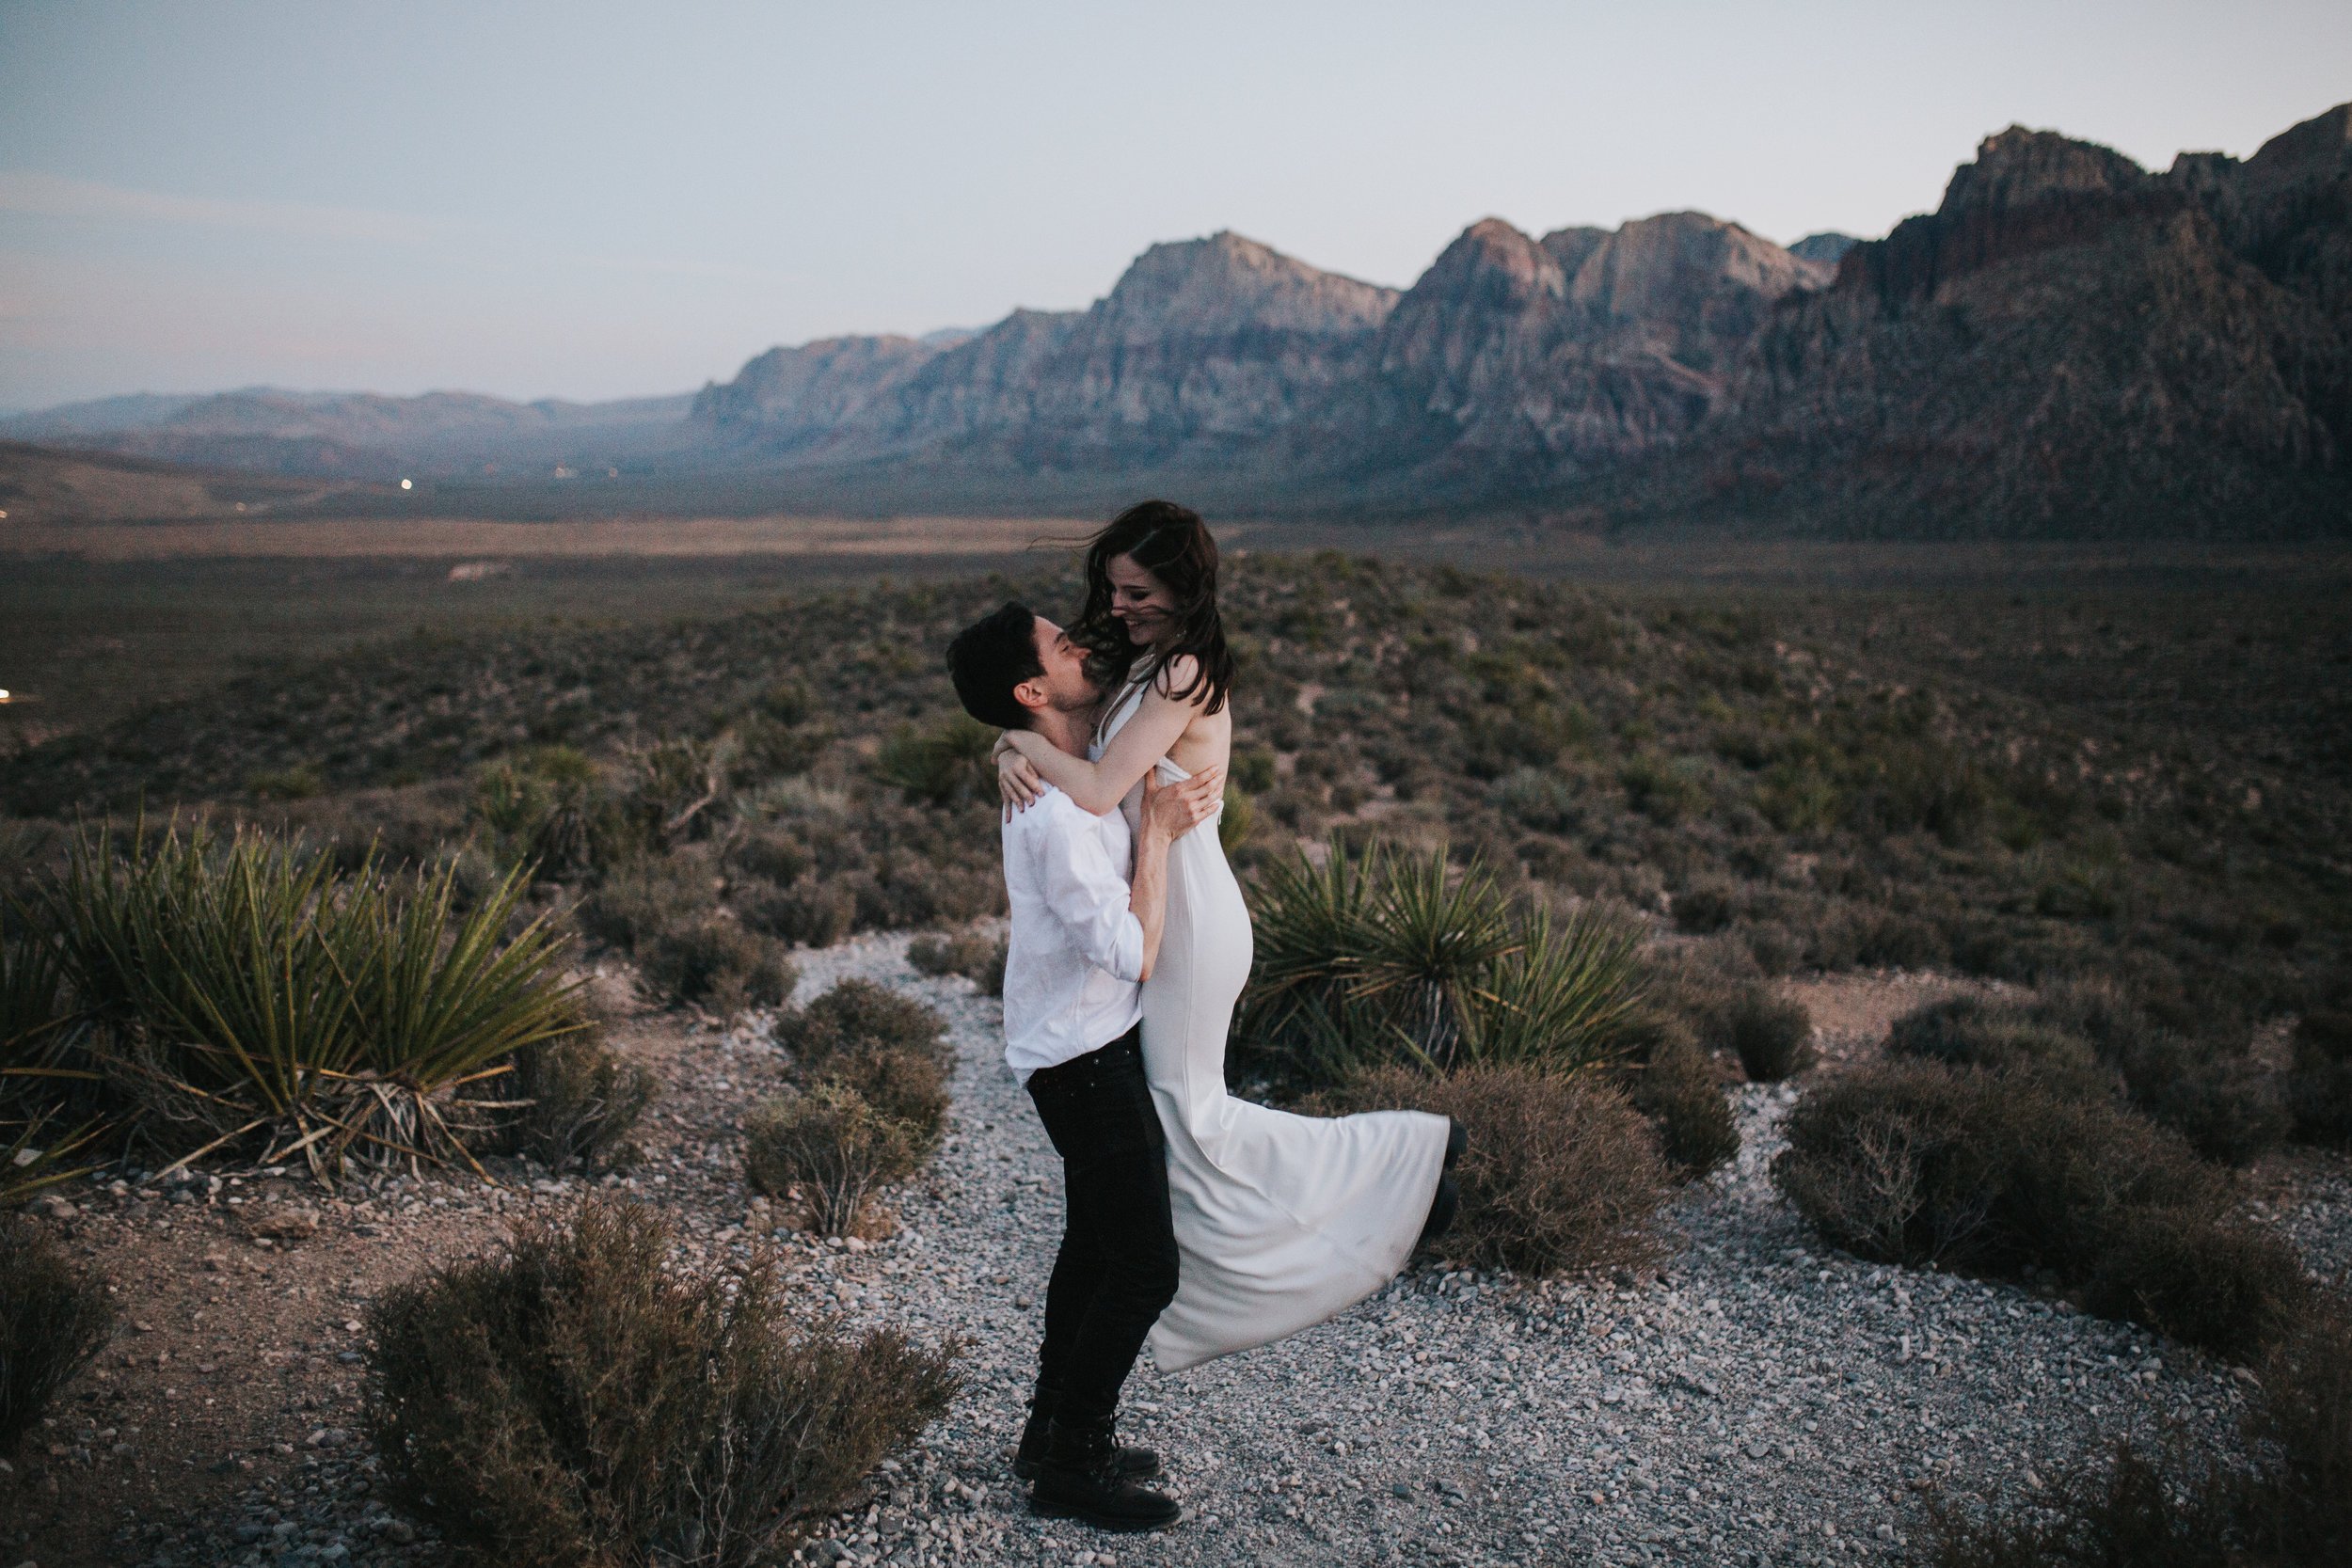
1073 499 1234 718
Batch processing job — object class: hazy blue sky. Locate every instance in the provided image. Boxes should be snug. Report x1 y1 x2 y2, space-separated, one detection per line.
2 0 2344 410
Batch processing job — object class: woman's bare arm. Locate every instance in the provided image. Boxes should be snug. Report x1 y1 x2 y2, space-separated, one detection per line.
1000 658 1203 816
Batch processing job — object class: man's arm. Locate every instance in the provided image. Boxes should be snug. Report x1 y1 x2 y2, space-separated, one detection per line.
1128 768 1224 982
1033 768 1223 985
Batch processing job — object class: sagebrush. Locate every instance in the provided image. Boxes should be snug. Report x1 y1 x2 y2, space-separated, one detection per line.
366 1198 959 1568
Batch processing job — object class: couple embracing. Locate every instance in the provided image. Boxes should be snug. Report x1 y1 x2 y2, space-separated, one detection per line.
946 501 1463 1533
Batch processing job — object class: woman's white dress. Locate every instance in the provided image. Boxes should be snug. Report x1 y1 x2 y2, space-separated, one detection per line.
1093 672 1449 1372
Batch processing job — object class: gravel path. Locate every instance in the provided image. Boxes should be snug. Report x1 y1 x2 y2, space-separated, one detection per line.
777 938 2269 1568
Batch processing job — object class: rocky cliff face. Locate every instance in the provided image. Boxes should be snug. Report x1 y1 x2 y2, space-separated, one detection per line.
1327 210 1830 479
1706 106 2352 535
695 230 1399 465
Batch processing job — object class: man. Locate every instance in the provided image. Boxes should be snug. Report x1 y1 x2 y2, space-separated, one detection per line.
946 601 1224 1533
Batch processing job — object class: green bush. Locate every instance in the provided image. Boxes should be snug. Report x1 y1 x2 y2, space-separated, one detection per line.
1 1214 115 1455
1241 841 1648 1091
744 1084 928 1236
1321 1064 1669 1277
365 1199 959 1568
776 979 948 1075
40 823 587 1178
1775 1059 2305 1357
501 1034 656 1172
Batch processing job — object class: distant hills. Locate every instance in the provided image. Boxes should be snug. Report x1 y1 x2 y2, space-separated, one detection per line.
7 100 2346 538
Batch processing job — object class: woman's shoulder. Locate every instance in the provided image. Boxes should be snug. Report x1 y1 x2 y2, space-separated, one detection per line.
1150 654 1204 697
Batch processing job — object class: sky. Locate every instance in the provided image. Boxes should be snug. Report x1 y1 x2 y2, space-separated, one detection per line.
1 1 2344 412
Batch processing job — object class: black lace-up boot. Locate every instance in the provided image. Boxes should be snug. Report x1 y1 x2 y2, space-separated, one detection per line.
1014 1391 1160 1481
1027 1417 1182 1531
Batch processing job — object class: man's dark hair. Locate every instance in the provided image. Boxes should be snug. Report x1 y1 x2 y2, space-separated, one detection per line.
946 601 1043 731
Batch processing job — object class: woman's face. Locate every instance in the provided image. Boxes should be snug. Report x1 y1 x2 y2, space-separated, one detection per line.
1106 552 1177 646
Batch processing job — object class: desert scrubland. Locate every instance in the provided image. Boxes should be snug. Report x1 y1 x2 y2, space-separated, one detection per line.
1 524 2347 1568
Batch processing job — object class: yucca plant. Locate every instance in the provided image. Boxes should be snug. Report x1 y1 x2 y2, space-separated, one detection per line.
4 904 106 1203
472 746 600 879
1241 839 1649 1088
0 1116 105 1209
3 906 95 1117
42 822 588 1180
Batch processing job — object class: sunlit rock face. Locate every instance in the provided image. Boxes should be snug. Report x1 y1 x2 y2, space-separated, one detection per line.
1325 211 1831 480
698 230 1400 465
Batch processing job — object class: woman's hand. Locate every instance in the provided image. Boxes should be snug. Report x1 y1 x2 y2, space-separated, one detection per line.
998 746 1046 818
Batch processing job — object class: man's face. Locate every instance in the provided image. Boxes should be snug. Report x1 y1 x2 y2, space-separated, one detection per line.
1017 615 1099 714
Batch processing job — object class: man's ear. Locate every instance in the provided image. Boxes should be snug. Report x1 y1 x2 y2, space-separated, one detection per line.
1009 674 1051 715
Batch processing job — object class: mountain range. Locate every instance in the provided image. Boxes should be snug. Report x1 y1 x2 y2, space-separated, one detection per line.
7 100 2345 537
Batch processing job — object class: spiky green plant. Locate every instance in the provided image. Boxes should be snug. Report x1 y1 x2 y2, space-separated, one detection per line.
1240 840 1649 1088
3 907 93 1117
41 822 588 1180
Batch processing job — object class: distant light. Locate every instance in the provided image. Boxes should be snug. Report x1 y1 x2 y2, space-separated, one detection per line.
0 689 11 702
400 478 413 490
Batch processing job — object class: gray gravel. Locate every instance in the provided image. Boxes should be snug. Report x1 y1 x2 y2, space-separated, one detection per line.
772 938 2268 1568
108 933 2344 1568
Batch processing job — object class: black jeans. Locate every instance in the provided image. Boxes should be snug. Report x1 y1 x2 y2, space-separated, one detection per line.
1024 1024 1180 1430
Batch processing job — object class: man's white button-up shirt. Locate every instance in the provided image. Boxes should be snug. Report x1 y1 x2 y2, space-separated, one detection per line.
999 784 1145 1079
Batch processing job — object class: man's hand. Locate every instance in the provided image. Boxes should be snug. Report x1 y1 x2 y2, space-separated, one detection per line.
1140 766 1224 843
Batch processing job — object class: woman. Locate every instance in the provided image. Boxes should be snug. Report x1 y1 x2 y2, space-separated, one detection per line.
998 499 1456 1372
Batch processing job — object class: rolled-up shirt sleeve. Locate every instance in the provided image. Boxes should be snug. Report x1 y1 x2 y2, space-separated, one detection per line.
1036 806 1146 983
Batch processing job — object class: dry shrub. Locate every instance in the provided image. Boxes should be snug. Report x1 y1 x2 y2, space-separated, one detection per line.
1324 1064 1669 1277
365 1198 959 1568
1886 996 2112 1093
579 851 712 950
1776 1060 2306 1357
1888 990 2289 1167
1925 1438 2237 1568
1729 990 1816 1082
744 1085 927 1237
1 1214 116 1455
2286 1009 2352 1148
1928 1304 2352 1567
907 927 1003 990
2248 1306 2352 1560
1616 1027 1739 1180
2086 1208 2311 1364
638 917 796 1017
585 852 795 1014
737 877 855 948
814 1045 948 1155
501 1034 657 1172
777 979 947 1074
